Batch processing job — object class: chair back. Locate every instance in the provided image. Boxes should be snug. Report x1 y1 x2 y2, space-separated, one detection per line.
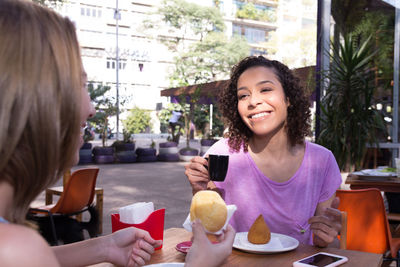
336 189 392 255
50 168 99 214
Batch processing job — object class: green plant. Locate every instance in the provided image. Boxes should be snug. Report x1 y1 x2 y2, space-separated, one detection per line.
177 88 202 149
236 3 276 23
122 129 134 143
87 83 117 147
193 103 224 138
317 35 386 171
123 107 151 134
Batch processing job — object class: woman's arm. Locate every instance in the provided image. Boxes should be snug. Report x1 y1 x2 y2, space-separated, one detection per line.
52 227 162 267
0 224 60 267
308 195 342 247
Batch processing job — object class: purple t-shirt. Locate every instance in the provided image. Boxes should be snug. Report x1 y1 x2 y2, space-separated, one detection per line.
207 139 342 245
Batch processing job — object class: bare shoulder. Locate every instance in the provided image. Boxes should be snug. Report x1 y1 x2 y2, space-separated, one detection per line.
0 223 60 266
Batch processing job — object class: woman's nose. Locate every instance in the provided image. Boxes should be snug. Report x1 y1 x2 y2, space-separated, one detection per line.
249 92 262 107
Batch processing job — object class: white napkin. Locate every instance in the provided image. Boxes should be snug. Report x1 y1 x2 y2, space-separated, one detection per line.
182 204 237 235
119 202 154 224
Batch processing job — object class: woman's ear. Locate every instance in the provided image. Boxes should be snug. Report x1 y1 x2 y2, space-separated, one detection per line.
286 97 290 108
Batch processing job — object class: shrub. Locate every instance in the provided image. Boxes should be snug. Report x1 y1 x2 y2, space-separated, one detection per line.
123 107 152 134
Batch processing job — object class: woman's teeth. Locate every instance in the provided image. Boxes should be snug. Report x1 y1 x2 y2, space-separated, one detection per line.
251 112 269 119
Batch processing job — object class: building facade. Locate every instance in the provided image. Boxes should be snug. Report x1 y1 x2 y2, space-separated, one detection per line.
53 0 316 133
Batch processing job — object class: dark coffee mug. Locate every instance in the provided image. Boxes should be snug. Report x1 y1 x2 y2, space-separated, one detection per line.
208 154 229 182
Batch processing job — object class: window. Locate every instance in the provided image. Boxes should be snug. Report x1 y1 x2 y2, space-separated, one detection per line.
245 27 265 43
233 24 242 35
232 24 266 43
80 6 102 18
250 48 268 56
106 58 126 70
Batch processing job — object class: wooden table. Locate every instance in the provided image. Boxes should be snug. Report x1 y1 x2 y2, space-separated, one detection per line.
345 173 400 193
147 228 382 266
45 186 104 234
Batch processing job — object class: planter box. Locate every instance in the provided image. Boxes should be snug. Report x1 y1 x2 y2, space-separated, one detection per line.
115 151 137 163
179 148 199 162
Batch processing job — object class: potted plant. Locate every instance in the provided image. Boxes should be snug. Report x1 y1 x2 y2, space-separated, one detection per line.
78 125 94 164
112 130 136 163
136 143 157 162
317 35 386 172
87 83 117 164
122 107 157 162
175 89 202 161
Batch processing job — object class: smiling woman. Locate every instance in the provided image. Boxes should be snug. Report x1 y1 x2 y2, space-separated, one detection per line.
185 56 343 248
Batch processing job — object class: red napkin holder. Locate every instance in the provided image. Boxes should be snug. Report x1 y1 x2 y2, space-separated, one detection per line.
111 208 165 250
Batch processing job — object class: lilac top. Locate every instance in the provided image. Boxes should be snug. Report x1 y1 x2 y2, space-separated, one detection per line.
207 139 342 245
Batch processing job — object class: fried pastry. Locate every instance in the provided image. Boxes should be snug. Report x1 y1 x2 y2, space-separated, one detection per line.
190 190 227 232
247 214 271 244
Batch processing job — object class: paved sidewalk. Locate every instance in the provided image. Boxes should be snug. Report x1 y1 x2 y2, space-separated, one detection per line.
33 161 194 236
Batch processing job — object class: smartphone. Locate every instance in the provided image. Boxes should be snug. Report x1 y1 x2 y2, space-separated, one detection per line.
292 252 348 267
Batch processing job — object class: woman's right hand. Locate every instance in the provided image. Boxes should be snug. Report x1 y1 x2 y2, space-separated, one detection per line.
185 220 235 267
184 156 210 194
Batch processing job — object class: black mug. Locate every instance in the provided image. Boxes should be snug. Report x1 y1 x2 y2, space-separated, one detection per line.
208 154 229 182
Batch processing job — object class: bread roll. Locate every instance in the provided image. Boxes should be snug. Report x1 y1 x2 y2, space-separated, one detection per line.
190 190 227 232
247 214 271 244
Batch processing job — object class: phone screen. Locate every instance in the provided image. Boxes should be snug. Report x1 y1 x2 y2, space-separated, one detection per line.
299 253 343 266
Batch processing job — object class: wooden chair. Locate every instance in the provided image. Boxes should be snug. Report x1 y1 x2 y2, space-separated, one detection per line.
336 189 400 266
29 168 99 245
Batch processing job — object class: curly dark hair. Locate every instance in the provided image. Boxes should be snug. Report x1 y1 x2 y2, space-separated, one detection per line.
219 56 311 152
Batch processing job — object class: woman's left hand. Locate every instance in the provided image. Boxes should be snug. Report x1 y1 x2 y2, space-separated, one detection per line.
104 227 162 266
308 197 342 247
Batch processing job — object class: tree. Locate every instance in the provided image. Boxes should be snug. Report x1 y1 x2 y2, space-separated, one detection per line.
32 0 64 7
156 0 226 52
151 0 249 149
123 107 152 134
87 83 117 147
263 26 316 68
331 0 370 37
170 32 249 87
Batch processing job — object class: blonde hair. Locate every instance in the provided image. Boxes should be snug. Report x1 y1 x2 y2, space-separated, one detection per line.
0 0 83 223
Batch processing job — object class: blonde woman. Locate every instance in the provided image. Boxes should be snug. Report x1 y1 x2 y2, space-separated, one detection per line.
0 1 162 266
0 1 235 266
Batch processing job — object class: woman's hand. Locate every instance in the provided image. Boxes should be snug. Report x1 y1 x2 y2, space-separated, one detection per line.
185 156 210 194
104 227 162 267
185 220 235 267
308 197 342 247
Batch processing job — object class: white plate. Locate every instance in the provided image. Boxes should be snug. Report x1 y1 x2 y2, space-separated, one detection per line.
233 232 299 254
353 169 396 177
145 263 184 267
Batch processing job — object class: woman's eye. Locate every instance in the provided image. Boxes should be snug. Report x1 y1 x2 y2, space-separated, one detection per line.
261 88 272 93
238 94 248 100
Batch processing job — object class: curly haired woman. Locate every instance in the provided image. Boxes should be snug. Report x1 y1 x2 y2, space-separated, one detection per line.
185 56 342 247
